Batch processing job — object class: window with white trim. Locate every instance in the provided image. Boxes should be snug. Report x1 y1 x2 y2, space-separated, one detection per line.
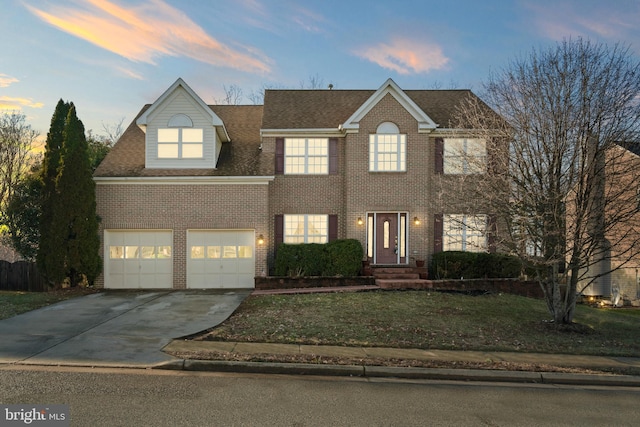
369 122 406 172
443 138 486 174
285 138 328 174
158 128 203 159
443 214 487 252
284 214 328 243
157 114 203 159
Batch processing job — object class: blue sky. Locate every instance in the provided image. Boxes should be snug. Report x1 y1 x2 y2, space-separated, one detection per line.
2 0 639 140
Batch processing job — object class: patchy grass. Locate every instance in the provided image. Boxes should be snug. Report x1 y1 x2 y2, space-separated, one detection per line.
0 288 99 320
197 291 640 357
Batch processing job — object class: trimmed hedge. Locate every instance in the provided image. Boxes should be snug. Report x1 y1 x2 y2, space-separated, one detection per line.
430 251 521 279
275 239 364 277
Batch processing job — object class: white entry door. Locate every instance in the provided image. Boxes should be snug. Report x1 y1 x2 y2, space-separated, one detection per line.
105 230 173 289
187 230 255 288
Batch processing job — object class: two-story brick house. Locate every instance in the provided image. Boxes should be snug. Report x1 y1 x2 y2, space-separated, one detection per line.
94 78 498 289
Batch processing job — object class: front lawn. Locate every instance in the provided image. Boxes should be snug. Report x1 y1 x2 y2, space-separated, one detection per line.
0 288 98 320
198 291 640 357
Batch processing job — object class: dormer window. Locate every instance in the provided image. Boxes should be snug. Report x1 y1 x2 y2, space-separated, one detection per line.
157 114 204 159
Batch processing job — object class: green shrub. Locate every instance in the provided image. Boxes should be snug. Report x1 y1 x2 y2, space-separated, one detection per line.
325 239 364 276
430 251 521 279
274 239 363 277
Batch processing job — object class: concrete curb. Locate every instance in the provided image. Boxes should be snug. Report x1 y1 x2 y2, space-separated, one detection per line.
154 359 640 387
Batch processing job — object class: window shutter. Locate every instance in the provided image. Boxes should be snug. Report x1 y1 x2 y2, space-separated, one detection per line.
328 215 338 241
329 138 338 175
487 214 497 253
434 138 444 174
275 215 284 248
433 213 443 253
275 138 284 174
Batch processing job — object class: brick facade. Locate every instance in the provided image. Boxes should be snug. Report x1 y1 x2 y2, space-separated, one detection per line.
95 78 499 288
95 182 270 288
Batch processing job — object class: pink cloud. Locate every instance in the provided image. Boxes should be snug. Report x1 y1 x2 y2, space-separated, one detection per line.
27 0 272 74
524 1 640 43
356 38 449 75
0 74 19 88
0 96 44 110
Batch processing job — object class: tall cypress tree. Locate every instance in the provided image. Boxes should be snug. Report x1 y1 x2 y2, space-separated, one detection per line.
37 100 70 284
53 104 101 286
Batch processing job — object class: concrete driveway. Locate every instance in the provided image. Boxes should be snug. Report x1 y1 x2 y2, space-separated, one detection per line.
0 289 250 368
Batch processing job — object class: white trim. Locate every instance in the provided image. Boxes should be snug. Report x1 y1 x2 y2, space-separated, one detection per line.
94 176 275 185
137 78 230 142
104 229 174 289
341 78 438 134
261 128 343 138
366 211 410 265
432 128 501 136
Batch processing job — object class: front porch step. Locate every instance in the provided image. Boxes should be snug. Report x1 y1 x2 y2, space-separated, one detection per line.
372 267 418 274
375 278 433 290
371 266 428 279
371 266 431 290
374 272 421 280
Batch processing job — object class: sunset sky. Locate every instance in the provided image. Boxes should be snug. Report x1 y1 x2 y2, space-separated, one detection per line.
2 0 639 140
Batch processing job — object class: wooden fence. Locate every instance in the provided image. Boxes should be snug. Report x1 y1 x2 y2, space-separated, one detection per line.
0 260 48 292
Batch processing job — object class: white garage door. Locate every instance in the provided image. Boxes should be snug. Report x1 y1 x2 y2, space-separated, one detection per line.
105 230 173 289
187 230 255 288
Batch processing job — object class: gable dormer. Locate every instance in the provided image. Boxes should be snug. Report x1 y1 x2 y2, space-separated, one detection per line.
136 78 230 169
340 78 438 134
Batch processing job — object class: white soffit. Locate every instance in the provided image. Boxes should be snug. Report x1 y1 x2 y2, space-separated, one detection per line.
340 78 437 133
136 77 230 142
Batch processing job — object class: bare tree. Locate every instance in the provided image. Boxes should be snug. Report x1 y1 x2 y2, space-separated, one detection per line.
230 77 333 105
216 84 244 105
299 74 328 89
101 117 126 145
452 38 640 324
0 111 39 214
248 83 287 105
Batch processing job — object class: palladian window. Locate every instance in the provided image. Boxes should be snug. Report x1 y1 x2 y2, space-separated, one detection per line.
369 122 406 172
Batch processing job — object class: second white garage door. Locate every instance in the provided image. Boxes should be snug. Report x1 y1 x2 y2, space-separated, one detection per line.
187 230 255 288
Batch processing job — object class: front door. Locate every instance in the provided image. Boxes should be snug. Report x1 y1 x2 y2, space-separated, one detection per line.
369 212 407 264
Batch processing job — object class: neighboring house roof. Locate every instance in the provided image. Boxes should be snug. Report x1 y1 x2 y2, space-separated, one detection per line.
0 242 22 262
618 141 640 157
94 104 268 177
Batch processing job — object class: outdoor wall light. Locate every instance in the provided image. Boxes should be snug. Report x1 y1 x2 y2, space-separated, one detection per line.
357 217 364 225
413 217 421 225
257 234 265 245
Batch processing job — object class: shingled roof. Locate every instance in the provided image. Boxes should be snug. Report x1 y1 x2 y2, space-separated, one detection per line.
261 88 490 130
94 105 268 177
94 84 495 178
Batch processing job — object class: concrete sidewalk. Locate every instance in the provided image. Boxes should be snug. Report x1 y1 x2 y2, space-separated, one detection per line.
160 340 640 387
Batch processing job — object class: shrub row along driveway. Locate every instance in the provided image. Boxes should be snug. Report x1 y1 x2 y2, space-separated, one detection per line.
0 289 250 367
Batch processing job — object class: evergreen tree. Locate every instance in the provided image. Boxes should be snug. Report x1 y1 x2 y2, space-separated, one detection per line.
53 104 101 286
4 164 43 261
37 100 70 284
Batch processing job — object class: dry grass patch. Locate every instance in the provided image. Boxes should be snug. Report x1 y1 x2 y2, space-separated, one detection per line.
195 291 640 357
